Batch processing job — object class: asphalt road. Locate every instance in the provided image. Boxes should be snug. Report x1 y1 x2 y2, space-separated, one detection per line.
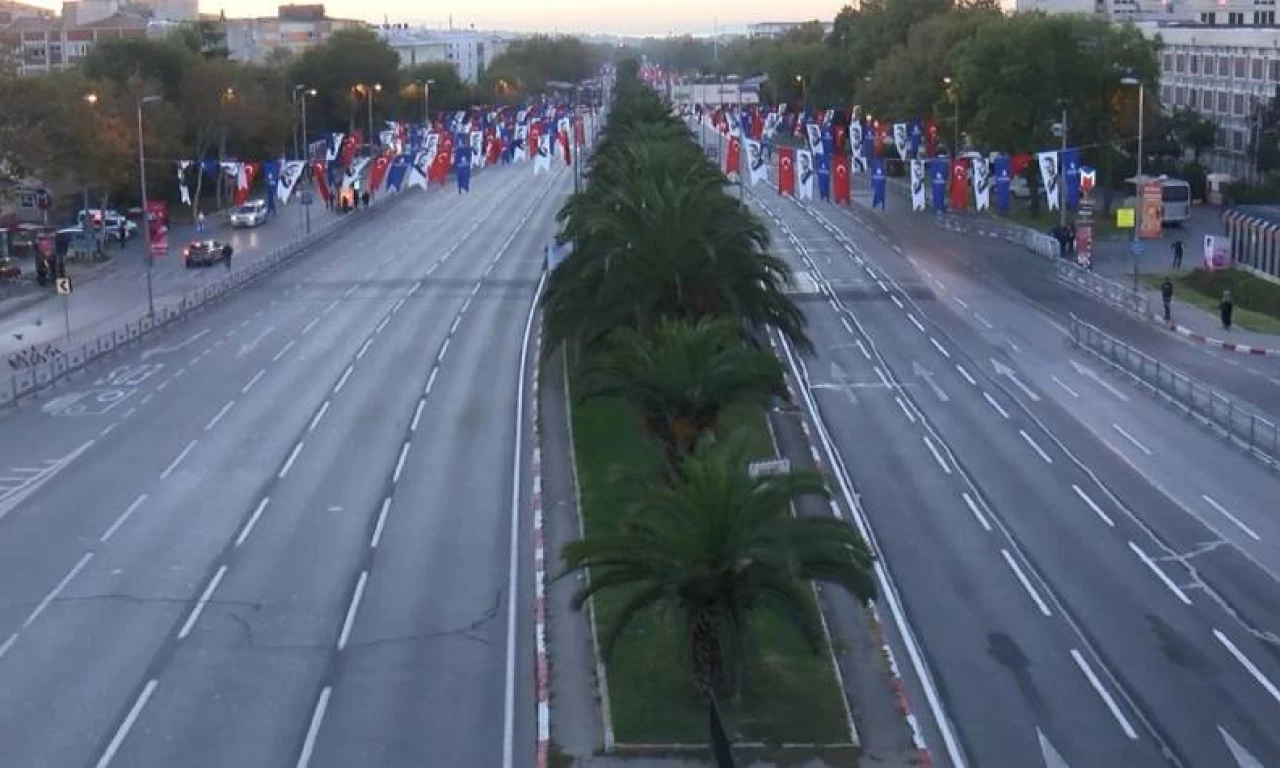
0 161 564 767
751 188 1280 768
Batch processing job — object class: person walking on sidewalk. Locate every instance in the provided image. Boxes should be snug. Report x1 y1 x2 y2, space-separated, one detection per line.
196 211 206 235
1220 289 1234 330
1160 277 1174 323
1171 239 1184 269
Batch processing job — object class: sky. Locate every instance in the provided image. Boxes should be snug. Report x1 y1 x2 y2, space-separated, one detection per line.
34 0 847 36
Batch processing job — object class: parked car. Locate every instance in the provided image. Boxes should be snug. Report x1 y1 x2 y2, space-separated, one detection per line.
184 239 232 268
230 200 268 228
0 257 21 282
76 210 136 242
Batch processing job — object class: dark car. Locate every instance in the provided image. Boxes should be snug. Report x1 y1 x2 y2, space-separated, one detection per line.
184 239 232 268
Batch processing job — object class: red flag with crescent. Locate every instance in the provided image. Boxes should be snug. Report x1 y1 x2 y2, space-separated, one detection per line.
778 147 795 196
833 155 851 204
950 157 969 211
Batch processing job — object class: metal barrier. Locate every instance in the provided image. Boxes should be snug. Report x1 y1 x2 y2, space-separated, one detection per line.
1068 314 1278 466
937 213 1060 260
0 196 398 407
1054 260 1152 317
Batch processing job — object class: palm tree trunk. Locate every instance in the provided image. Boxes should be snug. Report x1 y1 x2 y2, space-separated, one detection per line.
691 611 724 697
708 694 737 768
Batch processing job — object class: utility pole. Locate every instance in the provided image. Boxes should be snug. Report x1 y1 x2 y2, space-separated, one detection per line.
1132 80 1145 293
136 94 160 318
1058 104 1068 229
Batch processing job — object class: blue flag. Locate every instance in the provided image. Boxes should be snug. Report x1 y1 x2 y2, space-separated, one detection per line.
909 121 923 158
871 158 886 210
821 124 834 157
1061 148 1081 209
454 143 471 193
387 155 410 192
930 159 947 212
861 127 874 170
263 160 279 214
816 152 831 202
993 155 1011 213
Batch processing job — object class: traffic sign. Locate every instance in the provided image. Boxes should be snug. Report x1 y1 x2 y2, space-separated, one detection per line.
300 190 314 206
56 277 72 295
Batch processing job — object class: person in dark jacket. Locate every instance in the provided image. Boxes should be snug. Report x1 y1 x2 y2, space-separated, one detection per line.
1160 277 1174 323
1171 239 1184 269
1220 289 1234 330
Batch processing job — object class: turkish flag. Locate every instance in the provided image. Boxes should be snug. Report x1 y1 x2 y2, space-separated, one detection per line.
874 122 888 156
725 136 741 178
1010 153 1032 176
487 136 503 166
751 111 763 140
311 161 330 204
926 120 939 157
367 154 391 196
340 135 358 168
573 117 585 147
834 125 846 155
950 158 969 211
833 155 851 204
234 162 258 207
778 147 795 196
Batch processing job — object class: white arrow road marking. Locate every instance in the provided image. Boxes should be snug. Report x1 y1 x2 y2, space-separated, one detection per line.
1069 359 1130 402
1219 725 1266 768
912 361 950 402
1037 728 1071 768
992 358 1040 402
140 329 210 362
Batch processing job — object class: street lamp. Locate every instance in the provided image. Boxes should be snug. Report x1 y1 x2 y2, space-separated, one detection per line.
294 86 316 160
942 76 959 156
794 74 806 111
136 93 162 318
1121 74 1144 292
355 83 382 153
418 78 434 125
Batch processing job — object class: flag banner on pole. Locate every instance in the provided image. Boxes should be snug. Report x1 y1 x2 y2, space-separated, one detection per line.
386 155 410 192
277 160 304 204
312 161 331 204
177 161 192 206
408 151 430 189
930 159 947 212
470 131 484 168
816 152 830 202
850 121 866 174
871 157 886 209
833 155 851 204
950 157 968 211
368 154 391 196
993 155 1011 213
893 123 909 161
1061 148 1081 209
909 121 923 158
806 123 823 155
534 134 551 175
1037 150 1060 211
910 159 926 212
973 156 991 211
778 147 795 196
455 144 471 193
746 140 767 186
725 136 741 180
874 122 888 156
263 160 279 214
796 149 814 201
926 120 939 158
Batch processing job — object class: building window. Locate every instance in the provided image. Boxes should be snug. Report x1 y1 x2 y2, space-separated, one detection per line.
1257 10 1277 23
1232 129 1245 150
1219 90 1230 112
1229 11 1246 23
1216 127 1228 147
1252 58 1264 78
1272 59 1280 81
1190 54 1200 74
1189 87 1199 107
1201 11 1216 22
1174 85 1184 105
1235 56 1248 77
1176 53 1187 72
1164 53 1174 71
1162 85 1173 103
1234 92 1246 114
1220 55 1231 76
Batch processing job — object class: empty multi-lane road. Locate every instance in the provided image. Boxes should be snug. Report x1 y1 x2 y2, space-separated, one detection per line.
0 162 563 767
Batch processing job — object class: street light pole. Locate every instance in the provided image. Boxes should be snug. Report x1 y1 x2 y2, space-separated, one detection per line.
423 79 434 125
1124 78 1146 292
292 84 304 159
1059 104 1068 229
136 94 159 318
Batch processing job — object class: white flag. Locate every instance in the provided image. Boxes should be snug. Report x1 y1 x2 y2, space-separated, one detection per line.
797 149 814 201
973 156 991 211
407 151 429 189
910 160 927 212
746 140 767 186
276 160 304 204
806 123 823 155
515 125 529 162
178 161 192 206
893 123 909 162
1037 150 1060 211
850 123 866 174
343 157 370 192
470 131 484 168
534 134 551 175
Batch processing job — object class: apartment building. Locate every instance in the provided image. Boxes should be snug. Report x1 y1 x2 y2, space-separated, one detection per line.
224 4 363 64
376 25 508 84
10 11 149 75
1143 22 1280 177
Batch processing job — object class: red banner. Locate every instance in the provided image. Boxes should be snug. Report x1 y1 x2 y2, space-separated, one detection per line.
926 120 939 157
725 136 741 179
232 162 259 207
778 147 795 196
368 155 391 196
833 155 851 204
949 158 968 211
573 117 585 147
312 161 330 204
487 136 503 166
834 125 846 155
146 200 168 257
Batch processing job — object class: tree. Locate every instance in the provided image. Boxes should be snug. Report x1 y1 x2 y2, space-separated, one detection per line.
1250 87 1280 175
579 318 786 473
481 35 596 98
830 0 953 89
1158 107 1216 162
80 37 192 100
398 63 468 120
288 27 401 135
558 437 876 703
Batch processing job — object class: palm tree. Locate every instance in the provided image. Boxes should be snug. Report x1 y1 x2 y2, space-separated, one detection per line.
559 437 876 701
578 317 786 472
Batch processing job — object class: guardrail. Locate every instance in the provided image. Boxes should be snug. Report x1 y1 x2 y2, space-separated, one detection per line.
936 212 1060 259
1054 260 1152 317
0 195 399 408
1068 314 1278 467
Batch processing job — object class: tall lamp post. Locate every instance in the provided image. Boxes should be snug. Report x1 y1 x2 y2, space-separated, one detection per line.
1121 74 1144 292
292 84 306 159
298 87 316 160
419 78 434 125
136 93 162 318
356 83 382 153
942 76 959 156
1057 98 1069 229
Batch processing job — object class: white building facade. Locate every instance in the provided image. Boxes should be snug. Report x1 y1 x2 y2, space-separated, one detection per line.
376 25 508 84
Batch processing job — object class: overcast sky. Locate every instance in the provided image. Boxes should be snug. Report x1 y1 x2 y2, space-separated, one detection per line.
33 0 845 35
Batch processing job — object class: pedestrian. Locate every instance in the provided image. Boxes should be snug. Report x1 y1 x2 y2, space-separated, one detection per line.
361 191 370 209
1171 239 1184 269
1160 276 1174 323
1220 289 1234 330
196 211 205 234
222 243 233 272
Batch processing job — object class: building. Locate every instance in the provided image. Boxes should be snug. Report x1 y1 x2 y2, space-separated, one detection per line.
375 24 508 84
746 21 832 39
0 0 54 26
223 4 363 63
1142 22 1280 177
1223 205 1280 280
10 10 149 75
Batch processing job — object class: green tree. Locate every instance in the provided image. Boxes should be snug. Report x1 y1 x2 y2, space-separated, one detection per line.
1157 106 1216 162
481 35 596 98
579 318 786 472
831 0 953 89
80 37 192 100
288 27 401 135
1250 87 1280 174
558 437 876 702
398 63 468 120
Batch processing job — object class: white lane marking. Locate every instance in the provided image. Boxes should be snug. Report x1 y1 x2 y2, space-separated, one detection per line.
930 337 951 359
470 283 482 298
140 393 154 405
922 435 951 475
1070 359 1130 402
873 366 892 388
336 571 369 651
374 316 390 335
156 380 169 392
893 245 903 254
1214 629 1280 706
24 551 94 627
449 316 462 334
371 497 391 548
425 368 439 395
333 365 354 393
460 296 473 314
294 686 332 768
302 319 319 335
955 364 977 386
907 313 925 333
235 497 269 547
894 396 916 423
94 679 159 768
324 300 340 315
961 492 992 532
1051 375 1079 398
954 297 969 309
393 441 411 483
1002 549 1052 616
99 424 116 437
1007 340 1022 354
241 369 266 395
1072 485 1115 527
101 493 148 543
160 439 198 480
974 312 994 330
0 633 16 659
1128 541 1192 605
391 298 406 314
308 401 330 432
343 285 358 298
173 368 185 379
854 339 871 361
932 278 946 292
1219 725 1267 768
407 281 421 297
279 442 305 479
1020 430 1054 464
411 398 426 431
1201 495 1261 541
982 391 1010 419
356 338 373 360
890 295 904 309
121 407 136 419
205 401 236 431
177 564 229 639
437 338 451 363
840 317 854 334
1070 650 1138 739
1111 423 1152 456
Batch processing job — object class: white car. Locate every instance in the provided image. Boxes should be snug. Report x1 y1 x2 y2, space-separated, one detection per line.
230 200 268 228
76 210 137 242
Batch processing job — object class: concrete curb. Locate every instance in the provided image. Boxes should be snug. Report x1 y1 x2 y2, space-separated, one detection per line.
531 319 551 768
1169 322 1280 356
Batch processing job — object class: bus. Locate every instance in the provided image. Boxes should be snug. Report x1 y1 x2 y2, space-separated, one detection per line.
1125 175 1193 224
